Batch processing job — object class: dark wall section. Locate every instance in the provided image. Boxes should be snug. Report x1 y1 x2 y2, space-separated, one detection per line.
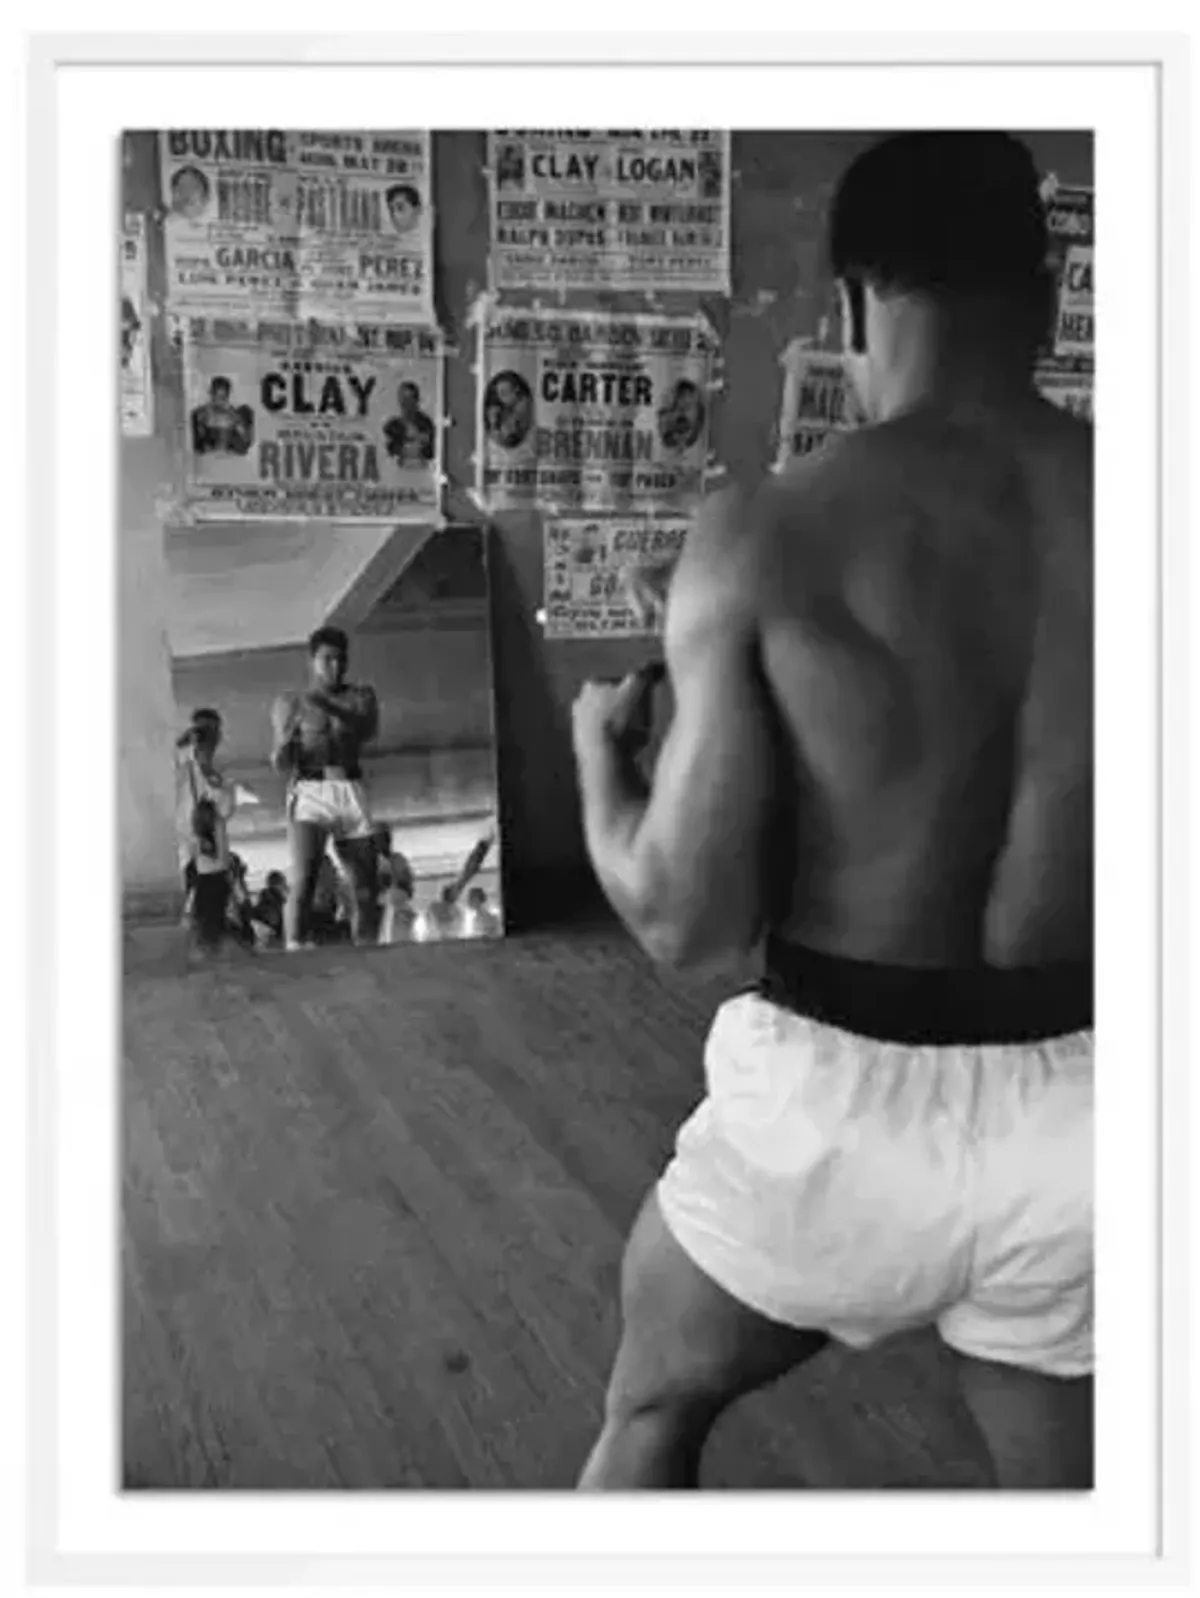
126 130 1093 923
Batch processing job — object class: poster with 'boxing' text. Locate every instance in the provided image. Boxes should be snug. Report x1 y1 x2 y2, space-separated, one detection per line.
159 129 433 322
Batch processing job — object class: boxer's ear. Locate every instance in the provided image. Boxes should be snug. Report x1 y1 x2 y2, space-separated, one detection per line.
845 279 867 355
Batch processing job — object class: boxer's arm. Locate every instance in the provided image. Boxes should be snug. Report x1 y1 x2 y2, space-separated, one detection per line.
578 492 773 968
269 693 300 773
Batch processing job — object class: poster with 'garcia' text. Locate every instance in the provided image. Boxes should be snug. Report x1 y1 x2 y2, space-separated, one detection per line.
121 212 153 437
182 319 442 521
544 518 689 639
478 308 716 513
488 130 731 294
159 129 433 322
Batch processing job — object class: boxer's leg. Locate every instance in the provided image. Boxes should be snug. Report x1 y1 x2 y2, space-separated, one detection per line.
947 1350 1094 1488
578 1191 828 1489
334 836 380 945
284 821 327 948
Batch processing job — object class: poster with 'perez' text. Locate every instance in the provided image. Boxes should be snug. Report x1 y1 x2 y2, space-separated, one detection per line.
488 131 731 294
544 518 689 639
121 212 153 437
774 345 862 470
478 308 716 513
182 319 442 521
159 129 433 322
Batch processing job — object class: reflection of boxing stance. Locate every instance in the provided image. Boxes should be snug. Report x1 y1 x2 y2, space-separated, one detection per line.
573 133 1094 1491
191 377 254 456
271 626 381 951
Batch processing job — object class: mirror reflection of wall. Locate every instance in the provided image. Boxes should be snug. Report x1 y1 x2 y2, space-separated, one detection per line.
168 523 503 957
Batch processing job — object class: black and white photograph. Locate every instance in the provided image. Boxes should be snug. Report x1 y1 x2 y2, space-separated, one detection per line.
119 122 1100 1497
23 35 1180 1588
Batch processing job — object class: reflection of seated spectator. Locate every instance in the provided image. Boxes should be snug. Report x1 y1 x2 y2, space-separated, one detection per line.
415 886 465 943
462 886 502 939
378 883 418 945
225 855 257 948
191 376 254 456
251 871 288 948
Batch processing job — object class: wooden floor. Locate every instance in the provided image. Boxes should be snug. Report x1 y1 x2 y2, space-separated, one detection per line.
122 920 993 1490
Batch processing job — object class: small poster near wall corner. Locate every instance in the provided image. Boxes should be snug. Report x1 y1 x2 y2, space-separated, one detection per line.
158 130 434 323
487 129 731 295
181 318 444 522
120 212 153 437
773 344 862 471
477 307 717 515
1042 181 1094 365
543 516 689 640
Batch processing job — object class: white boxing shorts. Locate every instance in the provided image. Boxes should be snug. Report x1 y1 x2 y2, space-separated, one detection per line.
657 989 1094 1378
287 777 373 841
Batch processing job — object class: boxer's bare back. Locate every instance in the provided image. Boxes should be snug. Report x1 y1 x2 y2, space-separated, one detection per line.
683 392 1092 972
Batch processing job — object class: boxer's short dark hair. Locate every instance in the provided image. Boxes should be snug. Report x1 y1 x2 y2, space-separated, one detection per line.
828 132 1048 296
308 626 349 658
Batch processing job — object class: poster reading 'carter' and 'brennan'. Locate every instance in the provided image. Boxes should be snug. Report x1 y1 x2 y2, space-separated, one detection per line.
477 308 716 514
182 319 442 520
159 129 433 322
487 131 731 294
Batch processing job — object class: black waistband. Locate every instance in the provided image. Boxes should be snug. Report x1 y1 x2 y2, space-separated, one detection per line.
758 935 1093 1045
294 765 362 782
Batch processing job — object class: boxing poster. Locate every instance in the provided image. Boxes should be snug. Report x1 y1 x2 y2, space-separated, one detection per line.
476 308 717 513
181 318 443 521
544 517 689 639
120 212 153 437
1042 182 1094 365
487 130 731 294
159 130 434 322
773 345 862 470
1035 362 1093 422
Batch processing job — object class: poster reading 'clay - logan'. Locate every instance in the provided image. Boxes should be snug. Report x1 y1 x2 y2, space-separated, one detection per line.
478 308 716 513
159 129 433 322
774 346 862 469
488 131 731 294
183 320 442 521
121 212 153 437
544 517 689 640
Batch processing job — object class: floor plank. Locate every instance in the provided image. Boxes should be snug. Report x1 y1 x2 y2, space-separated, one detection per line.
122 923 992 1489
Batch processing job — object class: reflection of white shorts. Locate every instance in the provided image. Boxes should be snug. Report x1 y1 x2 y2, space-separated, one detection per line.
657 992 1094 1378
287 778 372 841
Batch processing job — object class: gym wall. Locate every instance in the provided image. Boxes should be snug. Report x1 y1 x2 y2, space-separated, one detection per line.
119 129 1093 921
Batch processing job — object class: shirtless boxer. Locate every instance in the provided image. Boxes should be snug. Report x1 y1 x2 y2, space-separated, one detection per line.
572 132 1093 1490
271 626 382 950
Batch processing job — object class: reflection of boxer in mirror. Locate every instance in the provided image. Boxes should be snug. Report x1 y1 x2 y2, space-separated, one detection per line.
191 377 255 456
170 164 211 220
484 372 534 450
382 381 436 465
270 627 381 951
656 380 706 451
574 132 1094 1493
